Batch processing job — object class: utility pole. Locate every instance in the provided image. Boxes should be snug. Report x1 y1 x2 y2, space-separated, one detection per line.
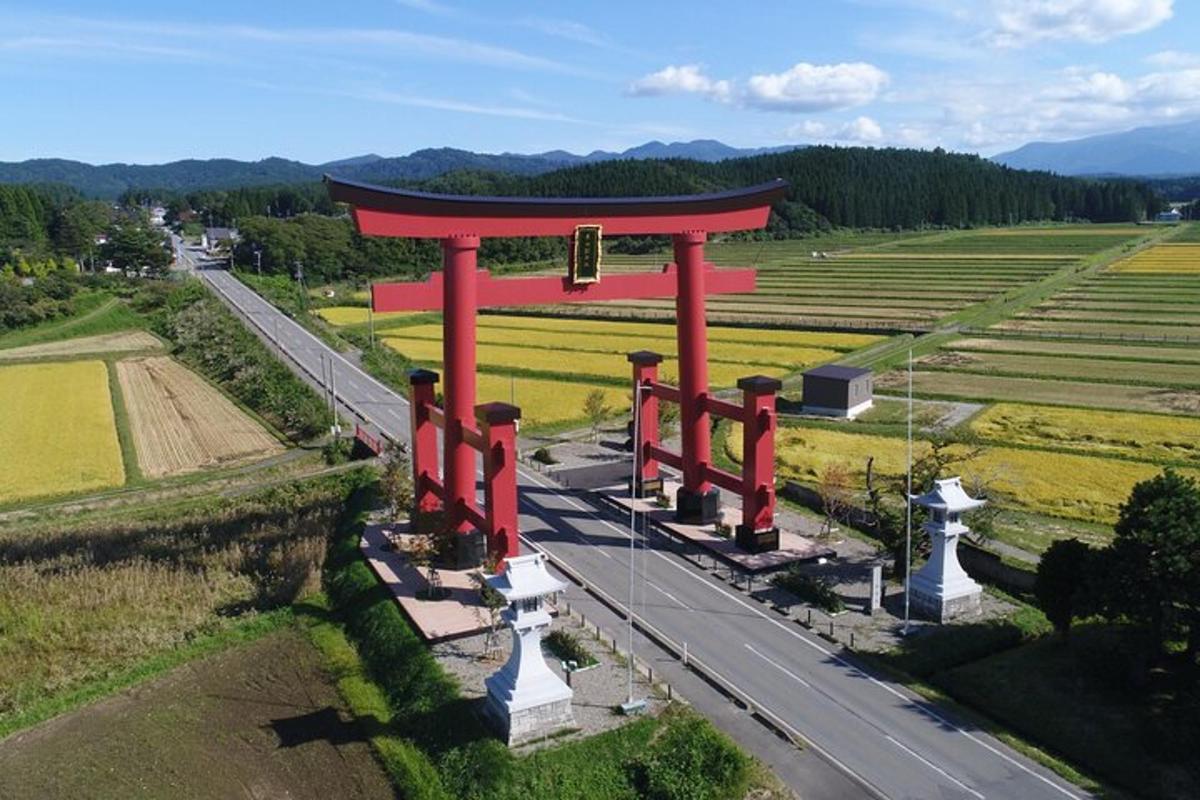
254 248 262 276
904 348 913 636
624 381 644 713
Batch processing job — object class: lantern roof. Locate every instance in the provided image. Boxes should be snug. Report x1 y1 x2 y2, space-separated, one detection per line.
486 553 567 603
911 477 986 512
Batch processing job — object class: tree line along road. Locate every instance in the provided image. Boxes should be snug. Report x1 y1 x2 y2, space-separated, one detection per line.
199 266 1090 800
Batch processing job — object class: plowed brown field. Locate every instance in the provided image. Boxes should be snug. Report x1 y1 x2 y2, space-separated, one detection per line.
0 331 161 361
116 356 284 478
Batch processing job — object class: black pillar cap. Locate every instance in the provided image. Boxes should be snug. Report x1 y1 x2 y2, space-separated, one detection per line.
408 368 440 385
737 375 783 394
476 402 521 425
627 350 664 365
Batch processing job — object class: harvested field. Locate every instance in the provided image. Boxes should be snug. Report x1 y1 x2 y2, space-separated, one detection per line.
0 360 124 504
922 349 1200 387
116 356 284 479
0 330 161 362
952 337 1200 364
877 370 1200 415
0 629 392 800
992 318 1199 340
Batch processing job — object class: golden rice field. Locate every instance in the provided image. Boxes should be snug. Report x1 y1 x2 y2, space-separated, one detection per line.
726 423 1193 525
1109 243 1200 274
0 330 162 362
383 335 789 388
475 373 627 428
116 357 284 478
378 314 880 429
969 403 1200 465
386 323 846 371
314 306 414 326
0 360 124 503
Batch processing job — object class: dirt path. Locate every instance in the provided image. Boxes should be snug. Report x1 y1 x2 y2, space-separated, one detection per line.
0 628 393 800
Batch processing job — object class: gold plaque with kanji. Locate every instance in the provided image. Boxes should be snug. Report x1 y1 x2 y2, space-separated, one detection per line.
570 224 602 284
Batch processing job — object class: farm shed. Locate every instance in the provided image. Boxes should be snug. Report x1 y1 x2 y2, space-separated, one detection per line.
802 364 873 419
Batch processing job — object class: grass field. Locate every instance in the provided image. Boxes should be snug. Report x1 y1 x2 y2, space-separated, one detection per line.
0 360 124 504
0 473 354 730
0 330 162 362
0 293 144 350
116 356 284 479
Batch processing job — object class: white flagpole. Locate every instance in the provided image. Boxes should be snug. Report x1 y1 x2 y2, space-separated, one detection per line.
627 380 641 705
904 347 913 636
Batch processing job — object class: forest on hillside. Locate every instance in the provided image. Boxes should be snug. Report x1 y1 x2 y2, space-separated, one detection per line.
3 145 1167 284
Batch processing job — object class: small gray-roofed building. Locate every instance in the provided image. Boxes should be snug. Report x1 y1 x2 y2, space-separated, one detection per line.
802 364 873 419
201 227 238 253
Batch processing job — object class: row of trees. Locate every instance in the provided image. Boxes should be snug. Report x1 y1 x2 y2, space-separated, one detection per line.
1036 470 1200 660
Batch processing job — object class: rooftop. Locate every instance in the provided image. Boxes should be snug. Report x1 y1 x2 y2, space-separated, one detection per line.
911 477 986 511
803 364 871 381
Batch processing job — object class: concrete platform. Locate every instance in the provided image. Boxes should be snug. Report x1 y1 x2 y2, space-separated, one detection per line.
607 481 835 574
360 520 497 643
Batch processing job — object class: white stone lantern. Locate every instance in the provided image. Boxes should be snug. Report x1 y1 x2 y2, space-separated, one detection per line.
909 477 984 622
483 553 574 745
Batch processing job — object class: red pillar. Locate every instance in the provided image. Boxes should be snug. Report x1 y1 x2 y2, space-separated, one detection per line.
673 230 718 522
477 402 520 569
736 375 781 553
627 350 662 497
409 369 441 514
442 234 480 534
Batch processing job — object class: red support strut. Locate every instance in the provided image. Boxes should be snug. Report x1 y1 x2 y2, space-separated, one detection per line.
673 230 719 523
628 351 663 497
477 402 521 569
736 376 782 553
409 369 441 514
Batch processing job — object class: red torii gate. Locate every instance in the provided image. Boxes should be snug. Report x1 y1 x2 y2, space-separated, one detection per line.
325 176 788 566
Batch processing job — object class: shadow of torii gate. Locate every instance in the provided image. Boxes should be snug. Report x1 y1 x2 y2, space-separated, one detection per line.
325 176 789 568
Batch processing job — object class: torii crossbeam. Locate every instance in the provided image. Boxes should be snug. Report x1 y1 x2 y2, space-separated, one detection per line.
326 176 788 566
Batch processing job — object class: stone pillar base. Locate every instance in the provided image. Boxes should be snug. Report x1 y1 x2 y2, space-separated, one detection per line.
735 525 779 554
675 486 720 524
451 529 487 570
632 476 664 499
911 587 982 623
483 693 575 747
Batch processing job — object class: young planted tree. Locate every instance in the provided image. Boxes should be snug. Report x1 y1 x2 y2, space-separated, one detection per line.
379 440 414 520
583 388 608 442
817 462 853 537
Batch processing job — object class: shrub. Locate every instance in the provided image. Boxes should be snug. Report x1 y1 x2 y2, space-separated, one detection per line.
632 708 751 800
543 629 597 668
532 447 557 465
772 569 845 613
322 436 352 465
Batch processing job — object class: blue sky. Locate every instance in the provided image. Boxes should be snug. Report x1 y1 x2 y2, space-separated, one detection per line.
1 0 1197 164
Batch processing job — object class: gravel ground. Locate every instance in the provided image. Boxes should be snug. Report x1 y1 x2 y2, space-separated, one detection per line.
431 613 665 752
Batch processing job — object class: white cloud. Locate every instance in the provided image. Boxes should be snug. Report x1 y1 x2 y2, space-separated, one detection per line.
786 116 885 143
626 65 732 101
988 0 1174 47
840 115 885 142
745 62 889 111
1145 50 1200 68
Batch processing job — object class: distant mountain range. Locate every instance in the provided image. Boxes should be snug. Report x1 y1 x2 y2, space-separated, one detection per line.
992 119 1200 177
0 140 800 198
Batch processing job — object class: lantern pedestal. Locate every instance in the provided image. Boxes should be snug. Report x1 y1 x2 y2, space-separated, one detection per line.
483 554 574 746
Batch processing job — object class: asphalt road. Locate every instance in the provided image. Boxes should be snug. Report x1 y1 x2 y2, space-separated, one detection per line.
199 265 1089 800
